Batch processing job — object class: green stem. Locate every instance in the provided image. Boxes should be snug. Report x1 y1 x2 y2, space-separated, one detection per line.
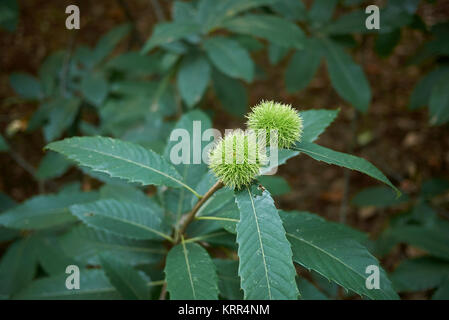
177 181 224 239
160 181 224 300
148 280 165 287
183 183 202 199
195 216 239 222
182 231 229 244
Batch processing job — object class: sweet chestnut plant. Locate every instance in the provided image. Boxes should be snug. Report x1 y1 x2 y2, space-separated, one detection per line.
0 101 400 300
5 0 441 300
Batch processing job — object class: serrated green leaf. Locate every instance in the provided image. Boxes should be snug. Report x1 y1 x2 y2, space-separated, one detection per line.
281 211 399 300
141 22 202 54
14 269 121 300
46 136 199 196
100 184 162 212
99 253 150 300
0 191 98 230
100 184 169 234
9 72 43 100
70 199 170 241
390 257 449 292
282 210 369 245
80 165 141 187
299 109 339 143
165 242 219 300
235 185 298 300
294 141 399 195
310 271 339 298
204 36 254 82
285 39 322 92
223 14 305 49
322 39 371 112
59 225 165 266
177 54 211 107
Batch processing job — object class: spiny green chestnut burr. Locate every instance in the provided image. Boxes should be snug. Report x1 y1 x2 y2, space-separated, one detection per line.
208 130 267 189
246 100 303 149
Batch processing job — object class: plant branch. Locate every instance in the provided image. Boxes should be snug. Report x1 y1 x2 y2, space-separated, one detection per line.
160 181 224 300
182 231 229 244
159 282 168 300
195 216 239 222
177 181 224 239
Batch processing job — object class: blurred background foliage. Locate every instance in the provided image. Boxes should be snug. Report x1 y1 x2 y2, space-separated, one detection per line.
0 0 448 299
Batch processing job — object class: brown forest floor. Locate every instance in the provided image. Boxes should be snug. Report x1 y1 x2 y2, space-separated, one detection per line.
1 0 449 299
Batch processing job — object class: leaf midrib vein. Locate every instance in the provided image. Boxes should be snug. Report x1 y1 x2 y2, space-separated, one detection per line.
247 188 272 300
181 240 196 299
285 232 366 285
66 143 193 193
